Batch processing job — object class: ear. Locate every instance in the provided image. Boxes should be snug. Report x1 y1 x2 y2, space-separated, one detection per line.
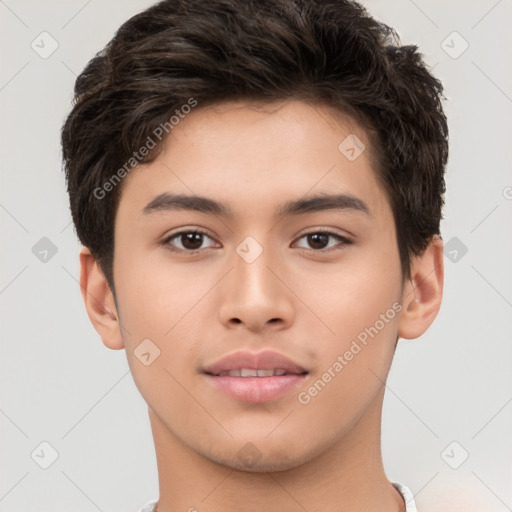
79 246 124 350
397 234 444 340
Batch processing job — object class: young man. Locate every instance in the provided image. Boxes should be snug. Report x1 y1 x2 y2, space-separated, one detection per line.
61 0 447 510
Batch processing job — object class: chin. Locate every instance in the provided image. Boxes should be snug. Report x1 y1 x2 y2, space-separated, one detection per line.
203 440 312 473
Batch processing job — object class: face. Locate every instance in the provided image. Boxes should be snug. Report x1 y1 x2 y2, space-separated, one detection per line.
112 99 405 471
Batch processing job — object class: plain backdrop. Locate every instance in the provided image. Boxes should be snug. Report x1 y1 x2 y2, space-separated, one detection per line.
1 1 511 511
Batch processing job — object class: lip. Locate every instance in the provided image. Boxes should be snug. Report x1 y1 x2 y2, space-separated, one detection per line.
203 350 308 376
203 350 308 403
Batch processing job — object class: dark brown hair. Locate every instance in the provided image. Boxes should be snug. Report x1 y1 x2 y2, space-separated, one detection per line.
61 0 448 291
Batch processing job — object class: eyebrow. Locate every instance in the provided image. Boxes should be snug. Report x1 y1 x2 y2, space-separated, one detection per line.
142 192 371 219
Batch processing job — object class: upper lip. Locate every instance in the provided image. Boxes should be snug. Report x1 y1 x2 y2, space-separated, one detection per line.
203 350 308 376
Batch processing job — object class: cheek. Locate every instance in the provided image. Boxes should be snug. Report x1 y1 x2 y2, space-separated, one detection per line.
114 249 206 340
295 292 401 435
302 241 402 400
113 253 210 389
316 252 401 342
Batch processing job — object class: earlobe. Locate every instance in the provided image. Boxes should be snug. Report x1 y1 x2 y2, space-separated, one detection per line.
397 235 444 340
79 247 124 350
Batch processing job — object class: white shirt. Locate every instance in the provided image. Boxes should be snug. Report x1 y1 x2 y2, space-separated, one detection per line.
138 481 417 512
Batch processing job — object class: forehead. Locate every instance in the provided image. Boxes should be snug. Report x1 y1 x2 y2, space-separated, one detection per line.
117 99 390 222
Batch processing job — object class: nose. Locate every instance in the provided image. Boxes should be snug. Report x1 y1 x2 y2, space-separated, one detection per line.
217 240 295 333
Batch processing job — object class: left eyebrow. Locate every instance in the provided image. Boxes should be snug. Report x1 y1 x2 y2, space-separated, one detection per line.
277 193 371 217
141 192 371 219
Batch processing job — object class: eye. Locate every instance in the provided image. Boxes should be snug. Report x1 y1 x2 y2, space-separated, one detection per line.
162 229 217 253
161 228 352 254
293 230 352 251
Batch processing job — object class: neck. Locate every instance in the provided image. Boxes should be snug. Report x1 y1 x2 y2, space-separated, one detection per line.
149 387 405 512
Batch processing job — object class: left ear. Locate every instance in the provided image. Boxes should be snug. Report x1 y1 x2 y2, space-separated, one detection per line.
398 234 444 339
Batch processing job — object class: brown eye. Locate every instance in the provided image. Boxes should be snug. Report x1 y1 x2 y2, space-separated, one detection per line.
294 231 352 251
306 233 330 250
163 230 216 253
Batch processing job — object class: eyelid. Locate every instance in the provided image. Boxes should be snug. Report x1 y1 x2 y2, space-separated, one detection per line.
294 226 353 240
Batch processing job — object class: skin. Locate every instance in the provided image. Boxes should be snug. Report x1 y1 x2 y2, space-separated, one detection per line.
80 100 444 512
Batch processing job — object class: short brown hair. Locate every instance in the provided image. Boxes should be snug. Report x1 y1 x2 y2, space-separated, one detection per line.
61 0 448 291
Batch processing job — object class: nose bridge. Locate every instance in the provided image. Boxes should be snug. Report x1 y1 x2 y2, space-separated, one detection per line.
217 234 293 329
232 234 280 301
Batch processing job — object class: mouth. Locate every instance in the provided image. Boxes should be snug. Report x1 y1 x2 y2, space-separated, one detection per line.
209 368 306 377
202 350 309 402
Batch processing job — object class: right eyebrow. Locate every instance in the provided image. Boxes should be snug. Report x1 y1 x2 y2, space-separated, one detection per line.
142 193 232 217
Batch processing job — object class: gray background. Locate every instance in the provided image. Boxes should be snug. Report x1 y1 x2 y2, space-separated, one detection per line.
1 0 511 510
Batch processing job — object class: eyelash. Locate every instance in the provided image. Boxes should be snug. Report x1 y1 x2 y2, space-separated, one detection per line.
161 229 353 254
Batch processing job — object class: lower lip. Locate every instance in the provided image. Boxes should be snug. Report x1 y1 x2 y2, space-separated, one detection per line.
204 374 307 402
